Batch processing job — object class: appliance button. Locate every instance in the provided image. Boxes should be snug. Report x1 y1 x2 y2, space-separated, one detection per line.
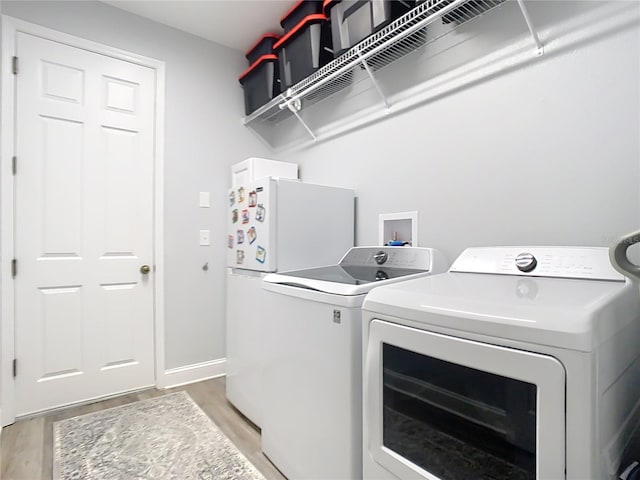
373 251 388 265
515 252 537 272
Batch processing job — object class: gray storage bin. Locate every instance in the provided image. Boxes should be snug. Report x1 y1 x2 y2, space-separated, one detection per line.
323 0 414 57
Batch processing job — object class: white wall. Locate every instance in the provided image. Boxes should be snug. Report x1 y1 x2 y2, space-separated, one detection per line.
280 1 640 263
0 1 271 370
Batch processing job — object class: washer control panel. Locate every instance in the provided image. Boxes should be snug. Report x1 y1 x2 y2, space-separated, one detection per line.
340 247 434 270
450 246 624 281
373 251 388 265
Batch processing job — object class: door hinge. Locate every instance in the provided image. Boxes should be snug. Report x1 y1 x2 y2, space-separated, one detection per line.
12 56 18 75
11 258 17 278
12 156 17 175
12 359 17 377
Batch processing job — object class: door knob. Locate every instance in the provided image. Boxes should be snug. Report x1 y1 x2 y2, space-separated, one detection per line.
140 265 151 274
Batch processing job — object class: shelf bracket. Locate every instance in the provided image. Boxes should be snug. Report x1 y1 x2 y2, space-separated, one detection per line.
516 0 544 55
279 91 317 141
291 109 317 141
357 49 391 110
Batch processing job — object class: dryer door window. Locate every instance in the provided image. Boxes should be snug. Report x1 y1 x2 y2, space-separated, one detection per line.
383 343 536 479
364 319 566 480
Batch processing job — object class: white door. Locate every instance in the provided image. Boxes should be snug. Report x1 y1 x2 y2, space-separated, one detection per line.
14 32 156 416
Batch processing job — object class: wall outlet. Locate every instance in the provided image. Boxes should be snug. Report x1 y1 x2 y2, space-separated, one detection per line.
199 230 210 246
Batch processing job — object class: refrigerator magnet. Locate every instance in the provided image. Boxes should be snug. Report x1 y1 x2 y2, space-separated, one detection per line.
238 187 245 203
236 250 245 264
249 190 257 207
237 229 245 244
232 209 238 223
256 204 266 222
229 191 235 206
242 209 250 224
228 235 234 249
248 226 257 244
256 246 266 263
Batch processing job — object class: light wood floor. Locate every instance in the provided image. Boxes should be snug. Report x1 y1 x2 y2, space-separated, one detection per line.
0 377 286 480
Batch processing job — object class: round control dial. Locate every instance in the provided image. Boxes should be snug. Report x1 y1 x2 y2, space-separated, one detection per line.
373 251 388 265
515 252 537 272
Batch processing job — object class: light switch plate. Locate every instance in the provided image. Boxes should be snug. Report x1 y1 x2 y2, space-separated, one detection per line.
199 230 210 246
199 192 210 208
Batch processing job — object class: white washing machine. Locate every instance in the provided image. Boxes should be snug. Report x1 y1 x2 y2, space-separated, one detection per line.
261 247 448 480
361 246 640 480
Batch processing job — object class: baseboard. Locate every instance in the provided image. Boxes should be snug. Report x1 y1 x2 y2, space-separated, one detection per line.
163 358 226 389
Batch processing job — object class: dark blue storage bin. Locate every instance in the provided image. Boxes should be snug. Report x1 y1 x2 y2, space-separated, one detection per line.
239 54 280 115
274 13 333 90
280 0 324 32
245 33 281 64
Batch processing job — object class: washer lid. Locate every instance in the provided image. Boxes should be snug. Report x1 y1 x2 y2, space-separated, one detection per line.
279 264 427 284
263 246 448 296
263 266 431 296
363 272 639 352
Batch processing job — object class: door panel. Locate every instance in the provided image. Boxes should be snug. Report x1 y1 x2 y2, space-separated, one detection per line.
100 282 138 368
102 128 141 253
40 117 84 255
14 32 156 416
40 286 83 379
42 61 84 103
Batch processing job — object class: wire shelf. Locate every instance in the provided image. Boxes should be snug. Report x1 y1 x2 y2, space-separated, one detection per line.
243 0 540 148
290 0 505 99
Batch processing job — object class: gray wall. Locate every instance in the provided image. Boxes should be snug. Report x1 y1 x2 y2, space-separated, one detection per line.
3 0 638 375
1 1 271 369
280 2 640 264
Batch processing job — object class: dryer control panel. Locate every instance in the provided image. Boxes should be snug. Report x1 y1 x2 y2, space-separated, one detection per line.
450 246 624 281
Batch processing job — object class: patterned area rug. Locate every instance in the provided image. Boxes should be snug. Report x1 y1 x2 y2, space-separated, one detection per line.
53 391 266 480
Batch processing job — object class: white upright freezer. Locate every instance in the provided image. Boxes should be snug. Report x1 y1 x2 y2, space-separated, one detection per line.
225 177 354 427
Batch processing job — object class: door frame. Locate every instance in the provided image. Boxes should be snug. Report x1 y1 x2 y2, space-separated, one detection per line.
1 16 167 426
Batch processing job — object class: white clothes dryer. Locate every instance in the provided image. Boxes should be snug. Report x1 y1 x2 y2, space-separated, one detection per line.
361 246 640 480
261 247 448 480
